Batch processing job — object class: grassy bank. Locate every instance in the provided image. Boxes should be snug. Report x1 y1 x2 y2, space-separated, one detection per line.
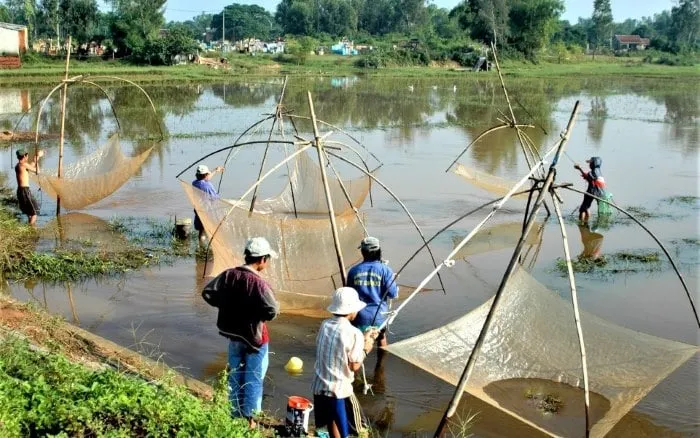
1 53 697 86
0 180 201 283
0 299 259 437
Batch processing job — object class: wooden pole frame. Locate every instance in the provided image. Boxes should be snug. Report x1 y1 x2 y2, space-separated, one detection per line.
433 101 580 438
307 91 347 285
56 35 72 216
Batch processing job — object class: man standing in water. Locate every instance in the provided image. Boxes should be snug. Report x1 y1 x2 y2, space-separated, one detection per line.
201 237 279 429
192 164 223 242
346 237 399 348
312 287 379 438
574 156 606 223
14 148 44 225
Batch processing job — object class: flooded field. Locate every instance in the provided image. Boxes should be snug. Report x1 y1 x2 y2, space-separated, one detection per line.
1 76 698 436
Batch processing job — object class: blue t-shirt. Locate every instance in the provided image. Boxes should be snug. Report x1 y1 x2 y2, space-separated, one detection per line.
346 260 398 328
192 179 219 198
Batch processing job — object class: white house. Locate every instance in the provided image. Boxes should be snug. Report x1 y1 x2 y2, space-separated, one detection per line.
0 22 28 69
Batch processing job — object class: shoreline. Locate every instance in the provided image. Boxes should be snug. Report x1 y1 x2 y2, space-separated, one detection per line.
1 56 698 86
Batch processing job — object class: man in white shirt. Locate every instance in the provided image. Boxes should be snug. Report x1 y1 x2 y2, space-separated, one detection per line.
311 287 379 438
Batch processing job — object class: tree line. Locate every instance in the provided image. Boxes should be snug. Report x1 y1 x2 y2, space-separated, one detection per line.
1 0 697 65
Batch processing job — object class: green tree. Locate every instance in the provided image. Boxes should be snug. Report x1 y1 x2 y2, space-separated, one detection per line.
211 4 277 41
38 0 60 38
276 0 314 35
181 12 212 40
59 0 99 46
591 0 613 55
449 0 509 47
670 0 699 51
0 4 10 22
508 0 564 59
109 0 165 56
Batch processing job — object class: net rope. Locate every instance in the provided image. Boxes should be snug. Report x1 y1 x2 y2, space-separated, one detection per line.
31 134 152 210
386 265 697 437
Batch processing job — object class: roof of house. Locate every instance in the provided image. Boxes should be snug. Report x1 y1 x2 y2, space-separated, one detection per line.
0 22 28 31
615 34 651 45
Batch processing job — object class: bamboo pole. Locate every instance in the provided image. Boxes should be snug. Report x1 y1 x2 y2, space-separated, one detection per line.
56 35 72 216
551 191 591 438
375 141 558 330
444 123 534 172
433 101 580 438
307 91 347 285
325 151 449 294
324 149 369 236
249 76 288 214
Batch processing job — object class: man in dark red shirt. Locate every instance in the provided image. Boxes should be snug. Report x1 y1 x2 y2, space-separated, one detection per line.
202 237 280 428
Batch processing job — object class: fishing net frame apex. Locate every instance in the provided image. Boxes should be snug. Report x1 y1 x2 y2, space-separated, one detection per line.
176 82 447 294
12 36 164 214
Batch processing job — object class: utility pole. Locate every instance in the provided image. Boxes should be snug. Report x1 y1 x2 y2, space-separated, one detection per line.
222 10 225 45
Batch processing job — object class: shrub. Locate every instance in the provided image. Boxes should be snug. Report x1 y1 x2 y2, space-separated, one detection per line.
0 337 260 437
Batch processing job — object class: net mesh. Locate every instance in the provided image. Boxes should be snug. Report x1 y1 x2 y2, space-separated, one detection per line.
248 150 371 215
454 164 529 198
452 222 544 259
31 135 152 210
386 265 697 437
181 181 365 317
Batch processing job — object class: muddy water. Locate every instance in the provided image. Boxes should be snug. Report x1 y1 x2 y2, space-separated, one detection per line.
1 76 698 436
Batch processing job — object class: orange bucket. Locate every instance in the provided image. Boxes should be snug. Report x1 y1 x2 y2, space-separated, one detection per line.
286 396 313 436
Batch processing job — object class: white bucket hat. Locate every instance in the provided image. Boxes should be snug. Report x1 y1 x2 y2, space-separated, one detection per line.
244 237 278 259
196 164 210 175
327 287 366 315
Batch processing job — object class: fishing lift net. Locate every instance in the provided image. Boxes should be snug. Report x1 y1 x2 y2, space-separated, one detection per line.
452 221 543 260
386 265 698 438
245 149 371 216
453 163 529 198
31 134 152 210
181 181 365 317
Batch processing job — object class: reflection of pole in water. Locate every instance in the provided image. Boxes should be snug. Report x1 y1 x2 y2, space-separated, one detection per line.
66 283 80 324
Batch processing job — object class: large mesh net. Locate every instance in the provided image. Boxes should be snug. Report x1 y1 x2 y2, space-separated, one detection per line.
454 163 529 198
31 135 152 210
452 221 544 259
246 150 371 215
181 181 365 317
386 265 697 437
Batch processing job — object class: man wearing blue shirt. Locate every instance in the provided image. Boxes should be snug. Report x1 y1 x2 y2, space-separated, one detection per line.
346 236 398 347
192 164 223 242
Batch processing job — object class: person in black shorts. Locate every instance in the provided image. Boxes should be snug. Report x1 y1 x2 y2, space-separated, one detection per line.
14 148 43 225
574 156 606 224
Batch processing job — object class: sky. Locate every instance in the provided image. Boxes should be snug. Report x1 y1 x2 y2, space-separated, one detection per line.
156 0 676 23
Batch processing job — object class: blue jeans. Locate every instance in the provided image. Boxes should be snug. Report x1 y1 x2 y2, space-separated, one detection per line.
228 340 269 418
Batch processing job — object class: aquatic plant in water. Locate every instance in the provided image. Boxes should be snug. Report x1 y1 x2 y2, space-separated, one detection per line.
524 389 564 414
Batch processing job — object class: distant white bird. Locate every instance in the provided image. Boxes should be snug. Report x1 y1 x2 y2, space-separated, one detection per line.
453 85 457 93
432 85 438 90
408 85 414 92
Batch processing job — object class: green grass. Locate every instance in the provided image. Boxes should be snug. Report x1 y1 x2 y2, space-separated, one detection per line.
0 336 259 437
555 250 663 276
1 52 697 86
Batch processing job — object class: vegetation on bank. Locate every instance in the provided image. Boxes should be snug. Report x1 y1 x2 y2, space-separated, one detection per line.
0 180 201 283
0 334 258 437
0 53 697 87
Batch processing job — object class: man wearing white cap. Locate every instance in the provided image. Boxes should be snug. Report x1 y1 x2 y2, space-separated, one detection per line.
201 237 280 429
192 164 223 241
312 287 379 438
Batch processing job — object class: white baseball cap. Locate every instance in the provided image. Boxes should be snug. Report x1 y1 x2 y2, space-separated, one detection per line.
327 287 366 315
244 237 278 259
196 164 210 175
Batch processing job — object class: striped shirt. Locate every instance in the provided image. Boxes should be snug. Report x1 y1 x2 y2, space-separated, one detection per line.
311 316 365 399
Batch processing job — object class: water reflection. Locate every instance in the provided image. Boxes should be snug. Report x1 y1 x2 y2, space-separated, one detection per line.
578 223 605 260
587 96 608 147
